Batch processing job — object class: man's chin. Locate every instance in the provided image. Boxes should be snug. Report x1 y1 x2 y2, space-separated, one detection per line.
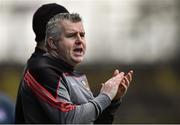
72 58 83 64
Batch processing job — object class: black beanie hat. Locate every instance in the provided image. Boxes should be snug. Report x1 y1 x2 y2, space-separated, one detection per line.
32 3 69 42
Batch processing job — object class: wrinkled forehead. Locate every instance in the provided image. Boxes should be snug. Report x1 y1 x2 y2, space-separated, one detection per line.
59 20 85 33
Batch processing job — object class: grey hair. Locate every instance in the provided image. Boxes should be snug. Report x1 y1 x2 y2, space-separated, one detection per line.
45 13 82 47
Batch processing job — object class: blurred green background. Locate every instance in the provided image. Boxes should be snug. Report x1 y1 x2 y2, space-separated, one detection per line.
0 0 180 123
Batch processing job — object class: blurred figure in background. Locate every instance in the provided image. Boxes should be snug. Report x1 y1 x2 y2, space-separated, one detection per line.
0 92 15 123
30 3 70 58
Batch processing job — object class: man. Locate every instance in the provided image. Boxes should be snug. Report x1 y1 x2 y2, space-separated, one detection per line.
15 3 69 123
16 13 133 123
15 3 130 124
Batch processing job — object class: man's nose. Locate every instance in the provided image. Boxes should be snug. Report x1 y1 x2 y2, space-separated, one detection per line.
75 34 83 44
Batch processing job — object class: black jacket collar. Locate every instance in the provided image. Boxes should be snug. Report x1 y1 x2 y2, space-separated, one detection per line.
44 55 74 73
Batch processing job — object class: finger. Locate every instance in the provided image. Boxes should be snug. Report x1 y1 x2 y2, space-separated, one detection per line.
119 72 125 77
130 70 134 74
124 76 130 87
118 79 125 90
121 79 125 84
119 82 128 92
113 72 125 87
126 70 133 82
105 72 124 87
129 70 133 79
116 72 125 83
113 69 119 76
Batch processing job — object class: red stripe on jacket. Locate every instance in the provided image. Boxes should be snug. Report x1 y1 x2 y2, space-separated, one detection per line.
24 70 75 112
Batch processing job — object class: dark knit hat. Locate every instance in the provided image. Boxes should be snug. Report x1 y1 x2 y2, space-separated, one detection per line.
32 3 69 42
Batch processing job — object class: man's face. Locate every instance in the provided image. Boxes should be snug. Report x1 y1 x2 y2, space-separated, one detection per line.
56 20 86 67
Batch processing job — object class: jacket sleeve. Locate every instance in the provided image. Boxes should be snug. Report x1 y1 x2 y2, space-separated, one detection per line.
94 99 122 124
25 68 111 124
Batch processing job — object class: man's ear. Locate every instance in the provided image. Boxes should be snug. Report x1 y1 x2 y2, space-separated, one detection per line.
47 37 57 50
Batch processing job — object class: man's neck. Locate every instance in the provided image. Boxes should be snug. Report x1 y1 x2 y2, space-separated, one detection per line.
36 40 47 51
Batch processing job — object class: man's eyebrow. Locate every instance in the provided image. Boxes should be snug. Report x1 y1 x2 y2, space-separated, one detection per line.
66 31 85 34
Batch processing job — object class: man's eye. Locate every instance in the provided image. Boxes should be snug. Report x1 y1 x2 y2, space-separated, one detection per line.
66 33 76 38
80 33 85 38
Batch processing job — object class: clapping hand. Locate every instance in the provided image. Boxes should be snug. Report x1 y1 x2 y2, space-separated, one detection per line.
113 69 134 101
